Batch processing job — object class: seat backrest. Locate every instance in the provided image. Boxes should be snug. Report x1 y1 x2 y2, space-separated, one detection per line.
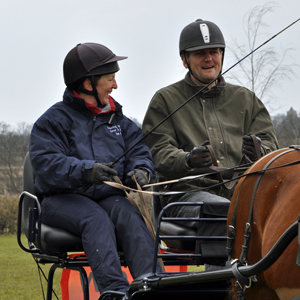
21 152 37 238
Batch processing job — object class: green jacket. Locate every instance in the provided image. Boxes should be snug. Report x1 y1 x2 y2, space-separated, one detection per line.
142 74 279 206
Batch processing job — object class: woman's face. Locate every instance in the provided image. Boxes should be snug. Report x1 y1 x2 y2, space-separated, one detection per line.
96 73 118 106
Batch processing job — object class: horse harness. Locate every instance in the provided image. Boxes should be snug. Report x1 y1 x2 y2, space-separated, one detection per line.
226 146 300 299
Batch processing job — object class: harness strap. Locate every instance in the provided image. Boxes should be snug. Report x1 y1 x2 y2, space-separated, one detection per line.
226 148 298 262
226 225 235 260
231 260 250 286
226 181 246 260
239 223 251 264
251 133 262 161
231 259 258 299
236 286 246 300
240 148 297 264
205 142 227 188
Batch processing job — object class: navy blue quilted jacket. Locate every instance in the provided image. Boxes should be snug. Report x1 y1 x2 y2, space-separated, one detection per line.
30 88 155 200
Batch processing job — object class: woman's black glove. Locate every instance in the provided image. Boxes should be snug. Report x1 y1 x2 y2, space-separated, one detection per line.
90 162 118 185
125 169 149 187
185 146 212 168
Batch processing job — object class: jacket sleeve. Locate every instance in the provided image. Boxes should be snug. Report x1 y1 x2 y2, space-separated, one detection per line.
246 95 279 154
30 115 95 191
142 93 190 179
122 117 156 182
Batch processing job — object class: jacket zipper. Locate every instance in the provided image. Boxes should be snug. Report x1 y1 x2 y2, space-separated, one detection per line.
91 116 97 159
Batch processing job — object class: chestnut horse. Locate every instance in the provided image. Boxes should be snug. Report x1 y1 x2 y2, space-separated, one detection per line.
227 147 300 300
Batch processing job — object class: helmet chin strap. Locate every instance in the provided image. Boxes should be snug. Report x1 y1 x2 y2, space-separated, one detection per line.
78 76 106 109
90 76 105 109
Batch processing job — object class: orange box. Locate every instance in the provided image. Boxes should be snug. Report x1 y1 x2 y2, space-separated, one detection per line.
60 254 187 300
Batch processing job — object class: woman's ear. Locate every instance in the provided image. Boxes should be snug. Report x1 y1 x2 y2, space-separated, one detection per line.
82 78 93 91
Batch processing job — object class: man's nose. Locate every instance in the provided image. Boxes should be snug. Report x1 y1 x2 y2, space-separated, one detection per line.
204 53 212 61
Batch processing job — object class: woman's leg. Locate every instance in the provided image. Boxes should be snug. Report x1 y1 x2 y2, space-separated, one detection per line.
97 195 162 278
41 193 129 293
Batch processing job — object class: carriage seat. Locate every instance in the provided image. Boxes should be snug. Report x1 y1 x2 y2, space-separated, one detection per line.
152 188 229 265
19 152 84 255
152 194 197 251
17 153 125 300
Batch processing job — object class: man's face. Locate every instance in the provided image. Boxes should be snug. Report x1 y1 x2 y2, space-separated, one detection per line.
182 48 223 85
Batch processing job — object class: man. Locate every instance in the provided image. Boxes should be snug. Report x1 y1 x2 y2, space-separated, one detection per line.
142 19 278 266
30 42 161 295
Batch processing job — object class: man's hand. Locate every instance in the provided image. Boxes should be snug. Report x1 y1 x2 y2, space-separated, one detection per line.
90 162 118 185
185 146 212 168
242 135 262 161
125 169 149 188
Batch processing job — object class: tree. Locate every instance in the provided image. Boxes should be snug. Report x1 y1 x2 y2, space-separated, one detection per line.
0 122 32 194
272 108 300 147
226 2 298 111
130 117 142 128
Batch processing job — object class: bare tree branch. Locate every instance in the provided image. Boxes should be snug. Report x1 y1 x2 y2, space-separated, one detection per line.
226 2 299 112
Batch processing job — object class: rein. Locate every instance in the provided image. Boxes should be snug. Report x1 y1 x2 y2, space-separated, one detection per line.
206 133 260 190
106 149 300 196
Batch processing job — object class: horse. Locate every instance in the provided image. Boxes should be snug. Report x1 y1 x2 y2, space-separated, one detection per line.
227 147 300 300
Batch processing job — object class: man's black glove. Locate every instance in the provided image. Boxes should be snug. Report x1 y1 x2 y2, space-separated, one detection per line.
124 169 150 188
242 135 262 161
185 146 212 168
90 162 118 185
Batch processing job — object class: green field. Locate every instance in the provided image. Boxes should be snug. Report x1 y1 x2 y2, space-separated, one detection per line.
0 235 62 300
0 235 204 300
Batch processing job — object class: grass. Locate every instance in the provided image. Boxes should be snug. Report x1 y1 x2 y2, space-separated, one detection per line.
0 235 62 300
188 265 205 272
0 235 204 300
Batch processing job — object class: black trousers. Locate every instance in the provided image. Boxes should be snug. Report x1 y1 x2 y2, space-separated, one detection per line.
41 193 161 293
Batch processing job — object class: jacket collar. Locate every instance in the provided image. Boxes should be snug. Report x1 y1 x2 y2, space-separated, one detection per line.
185 72 226 97
72 90 116 116
63 88 123 119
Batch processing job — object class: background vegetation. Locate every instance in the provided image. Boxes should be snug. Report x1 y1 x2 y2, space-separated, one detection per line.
0 235 62 300
2 107 300 235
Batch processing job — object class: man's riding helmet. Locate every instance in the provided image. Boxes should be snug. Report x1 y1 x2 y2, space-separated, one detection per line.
179 19 225 83
179 19 225 55
63 43 127 108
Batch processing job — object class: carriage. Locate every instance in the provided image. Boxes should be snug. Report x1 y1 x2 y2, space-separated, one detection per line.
17 147 300 300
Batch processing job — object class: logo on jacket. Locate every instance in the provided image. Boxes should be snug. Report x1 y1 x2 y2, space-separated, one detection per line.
107 125 122 136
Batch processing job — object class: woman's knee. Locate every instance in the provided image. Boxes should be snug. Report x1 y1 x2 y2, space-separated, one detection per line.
42 193 113 234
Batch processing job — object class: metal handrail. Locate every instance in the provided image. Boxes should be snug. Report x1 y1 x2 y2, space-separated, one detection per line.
152 202 228 273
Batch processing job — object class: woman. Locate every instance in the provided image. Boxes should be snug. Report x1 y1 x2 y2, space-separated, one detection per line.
30 42 161 294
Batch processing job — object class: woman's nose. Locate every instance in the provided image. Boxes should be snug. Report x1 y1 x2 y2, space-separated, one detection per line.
113 80 118 89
